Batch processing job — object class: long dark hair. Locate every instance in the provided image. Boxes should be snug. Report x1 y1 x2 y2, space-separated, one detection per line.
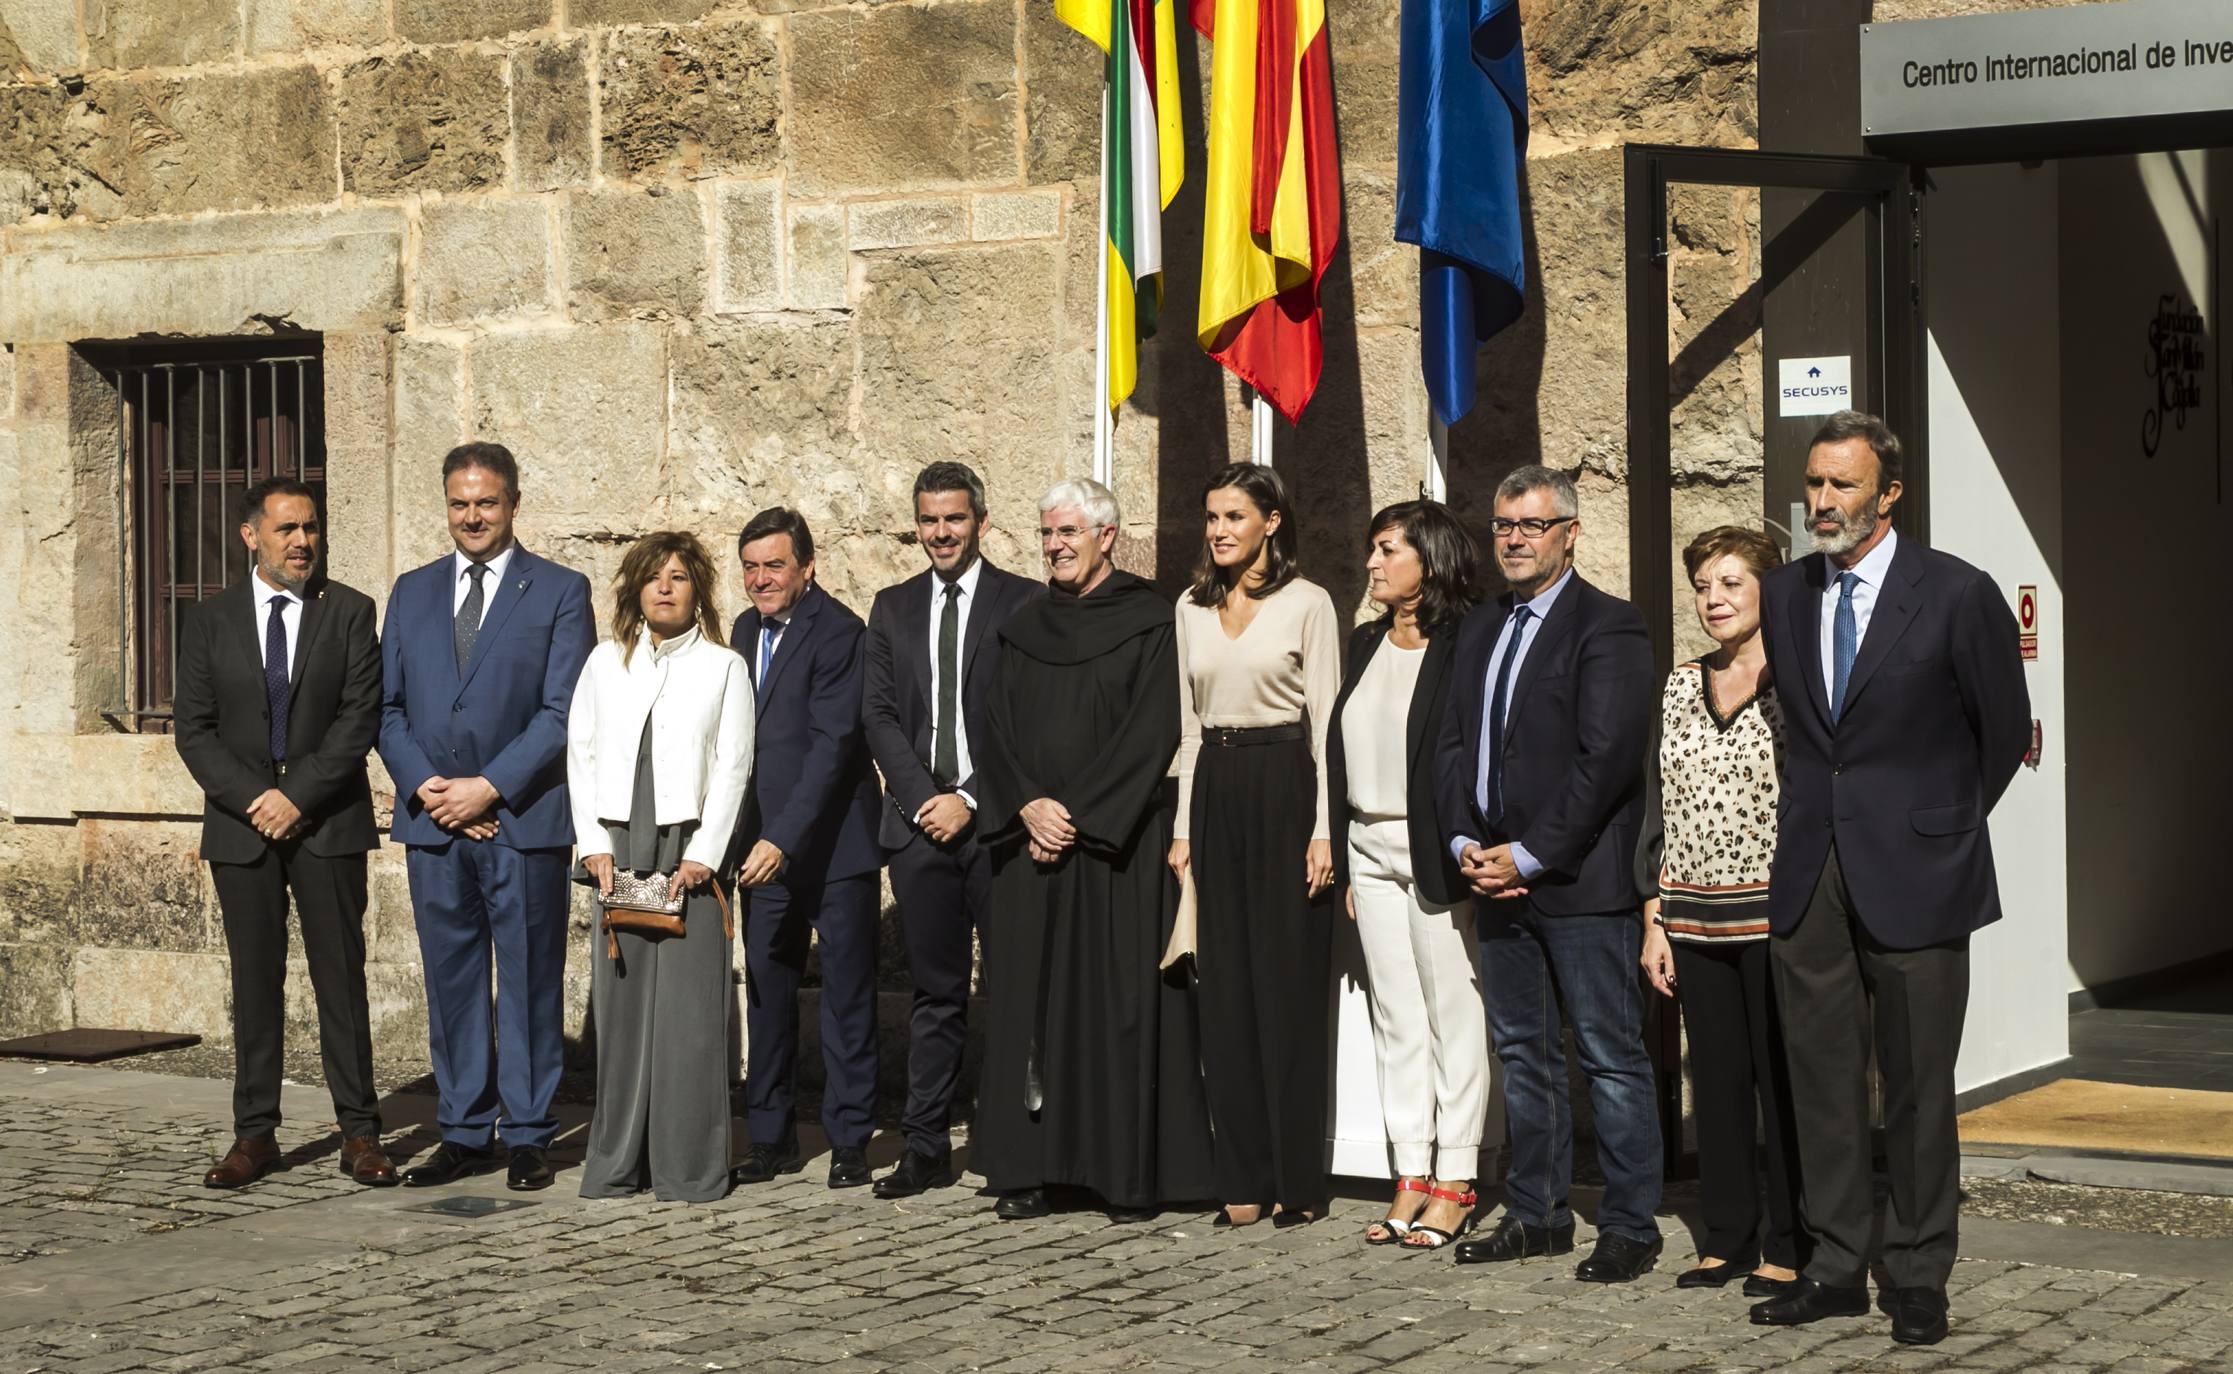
1368 499 1478 635
612 531 727 664
1187 463 1300 607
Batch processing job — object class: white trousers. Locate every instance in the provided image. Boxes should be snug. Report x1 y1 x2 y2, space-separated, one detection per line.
1347 817 1494 1180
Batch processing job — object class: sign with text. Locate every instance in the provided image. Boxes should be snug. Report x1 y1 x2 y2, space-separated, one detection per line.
1777 356 1853 417
2017 584 2039 662
1861 0 2233 138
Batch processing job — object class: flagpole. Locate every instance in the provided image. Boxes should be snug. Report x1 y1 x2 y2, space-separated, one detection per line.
1092 84 1115 487
1426 411 1449 501
1249 391 1273 465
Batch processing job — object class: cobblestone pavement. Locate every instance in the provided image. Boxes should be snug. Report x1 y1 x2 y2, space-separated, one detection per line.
2 1063 2230 1373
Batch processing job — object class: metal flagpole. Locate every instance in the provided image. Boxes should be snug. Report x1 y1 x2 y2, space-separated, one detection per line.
1249 391 1274 465
1091 86 1115 486
1426 411 1449 500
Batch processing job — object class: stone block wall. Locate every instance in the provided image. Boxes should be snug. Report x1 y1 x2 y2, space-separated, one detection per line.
0 0 1760 1048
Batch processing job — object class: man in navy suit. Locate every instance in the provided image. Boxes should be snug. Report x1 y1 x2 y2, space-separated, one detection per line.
859 463 1040 1198
1748 413 2029 1346
1433 465 1662 1282
729 507 884 1190
377 442 594 1192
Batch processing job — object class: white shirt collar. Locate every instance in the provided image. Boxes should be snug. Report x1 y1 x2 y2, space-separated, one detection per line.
937 557 985 600
454 543 517 586
1829 525 1899 589
646 624 700 662
1517 565 1577 616
252 569 305 607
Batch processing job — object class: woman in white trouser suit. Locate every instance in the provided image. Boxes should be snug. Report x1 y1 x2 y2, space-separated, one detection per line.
1327 500 1494 1251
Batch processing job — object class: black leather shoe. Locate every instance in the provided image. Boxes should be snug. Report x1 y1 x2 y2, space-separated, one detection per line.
1105 1205 1158 1224
828 1146 871 1189
1887 1286 1950 1346
994 1187 1051 1220
731 1135 806 1186
873 1147 954 1199
1749 1278 1871 1326
1675 1259 1752 1289
506 1146 553 1191
1742 1272 1806 1299
1453 1214 1577 1265
400 1141 497 1188
1576 1232 1662 1283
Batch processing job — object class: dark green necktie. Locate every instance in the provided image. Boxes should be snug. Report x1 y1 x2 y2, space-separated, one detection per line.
934 581 960 788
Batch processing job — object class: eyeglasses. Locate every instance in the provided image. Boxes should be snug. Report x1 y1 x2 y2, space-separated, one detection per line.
1488 516 1574 538
1040 525 1101 544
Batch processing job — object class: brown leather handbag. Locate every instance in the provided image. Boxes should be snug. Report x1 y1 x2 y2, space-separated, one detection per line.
600 871 733 958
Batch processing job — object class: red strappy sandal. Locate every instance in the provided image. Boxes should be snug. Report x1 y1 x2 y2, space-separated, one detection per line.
1399 1185 1480 1252
1365 1176 1432 1247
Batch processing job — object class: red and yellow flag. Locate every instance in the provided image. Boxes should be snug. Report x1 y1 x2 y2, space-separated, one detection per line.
1192 0 1342 423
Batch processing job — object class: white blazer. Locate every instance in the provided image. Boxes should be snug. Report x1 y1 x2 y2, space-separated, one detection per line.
567 626 754 871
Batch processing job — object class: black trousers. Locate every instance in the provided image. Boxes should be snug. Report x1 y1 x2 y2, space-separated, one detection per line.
1770 844 1969 1291
1673 938 1805 1269
743 873 880 1150
1194 737 1332 1212
208 846 379 1141
888 832 991 1155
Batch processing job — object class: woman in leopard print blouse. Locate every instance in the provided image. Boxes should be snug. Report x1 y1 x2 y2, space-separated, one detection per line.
1635 526 1807 1296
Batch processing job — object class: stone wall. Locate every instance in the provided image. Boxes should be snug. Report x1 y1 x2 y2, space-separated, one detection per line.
0 0 1760 1048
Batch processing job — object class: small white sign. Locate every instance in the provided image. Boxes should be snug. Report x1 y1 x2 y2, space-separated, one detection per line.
1778 355 1853 417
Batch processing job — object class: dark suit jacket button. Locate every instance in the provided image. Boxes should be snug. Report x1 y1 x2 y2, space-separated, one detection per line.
452 702 464 712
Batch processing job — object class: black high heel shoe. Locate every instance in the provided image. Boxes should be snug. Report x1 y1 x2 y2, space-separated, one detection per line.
1676 1258 1756 1289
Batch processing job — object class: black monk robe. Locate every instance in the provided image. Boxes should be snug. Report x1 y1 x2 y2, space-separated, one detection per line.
972 570 1215 1208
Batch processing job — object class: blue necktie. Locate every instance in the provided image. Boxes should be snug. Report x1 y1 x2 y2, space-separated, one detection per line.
1485 604 1531 823
264 594 290 765
758 620 783 686
1830 571 1859 723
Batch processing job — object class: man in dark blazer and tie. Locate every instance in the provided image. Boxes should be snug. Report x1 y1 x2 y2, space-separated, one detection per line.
1749 412 2030 1346
730 507 885 1190
175 477 392 1190
377 443 595 1192
1433 465 1662 1282
859 463 1040 1198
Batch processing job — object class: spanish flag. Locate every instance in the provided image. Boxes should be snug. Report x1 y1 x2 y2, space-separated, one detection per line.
1061 0 1184 413
1193 0 1342 423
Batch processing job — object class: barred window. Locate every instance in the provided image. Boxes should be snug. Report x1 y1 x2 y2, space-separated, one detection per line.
104 340 326 731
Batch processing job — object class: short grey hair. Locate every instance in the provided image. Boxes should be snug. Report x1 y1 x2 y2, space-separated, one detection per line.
1494 464 1579 519
1809 410 1904 490
1037 476 1121 530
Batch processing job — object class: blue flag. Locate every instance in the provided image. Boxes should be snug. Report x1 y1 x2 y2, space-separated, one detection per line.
1395 0 1528 427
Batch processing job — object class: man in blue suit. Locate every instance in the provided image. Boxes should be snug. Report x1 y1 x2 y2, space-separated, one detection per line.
728 507 884 1190
378 442 595 1191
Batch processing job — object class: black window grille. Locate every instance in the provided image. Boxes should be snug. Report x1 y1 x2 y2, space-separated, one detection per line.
106 341 326 730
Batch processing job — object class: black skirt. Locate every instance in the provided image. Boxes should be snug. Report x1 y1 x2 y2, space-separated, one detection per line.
1191 732 1333 1211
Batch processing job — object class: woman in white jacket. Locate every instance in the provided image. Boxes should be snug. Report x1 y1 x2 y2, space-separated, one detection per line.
568 531 754 1202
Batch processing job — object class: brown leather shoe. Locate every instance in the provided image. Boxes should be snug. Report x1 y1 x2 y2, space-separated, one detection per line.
203 1137 281 1189
340 1136 399 1187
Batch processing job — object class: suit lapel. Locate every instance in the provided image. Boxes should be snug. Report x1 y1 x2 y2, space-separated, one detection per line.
1502 583 1580 752
1407 629 1456 776
756 584 823 711
958 562 1002 684
222 580 267 688
1793 555 1834 728
286 581 331 705
910 572 938 706
457 548 536 696
1836 538 1925 721
1458 603 1507 763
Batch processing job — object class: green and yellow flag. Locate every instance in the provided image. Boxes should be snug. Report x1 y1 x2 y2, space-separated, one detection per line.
1060 0 1183 412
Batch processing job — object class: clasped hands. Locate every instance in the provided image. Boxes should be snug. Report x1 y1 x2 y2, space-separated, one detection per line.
581 852 714 902
417 775 502 841
246 789 304 842
1021 797 1075 865
1459 842 1528 900
914 792 973 845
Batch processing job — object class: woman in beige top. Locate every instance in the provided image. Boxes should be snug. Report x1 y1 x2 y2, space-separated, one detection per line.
1167 463 1342 1228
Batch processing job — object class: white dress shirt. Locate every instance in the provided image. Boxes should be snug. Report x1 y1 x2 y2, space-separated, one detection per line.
1818 525 1899 701
452 544 518 627
250 571 305 678
926 558 983 802
755 616 789 687
1455 566 1577 878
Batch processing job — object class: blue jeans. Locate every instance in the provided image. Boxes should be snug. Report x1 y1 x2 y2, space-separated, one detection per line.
1477 902 1662 1242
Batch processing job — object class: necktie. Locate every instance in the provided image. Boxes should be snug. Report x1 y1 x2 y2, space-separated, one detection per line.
454 562 488 673
1485 604 1532 824
933 582 961 788
759 620 783 686
265 594 290 765
1830 571 1859 722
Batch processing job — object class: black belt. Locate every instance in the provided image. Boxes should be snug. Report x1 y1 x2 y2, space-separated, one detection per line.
1199 722 1304 748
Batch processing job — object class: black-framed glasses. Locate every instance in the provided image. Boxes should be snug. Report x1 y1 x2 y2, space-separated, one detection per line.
1488 516 1574 538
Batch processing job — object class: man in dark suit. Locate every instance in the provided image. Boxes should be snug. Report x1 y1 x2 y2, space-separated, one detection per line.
377 442 595 1192
1433 465 1661 1282
1749 412 2030 1346
730 507 885 1190
175 477 393 1190
859 463 1040 1198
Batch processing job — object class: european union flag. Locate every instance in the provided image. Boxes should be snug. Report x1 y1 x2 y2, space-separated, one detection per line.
1395 0 1527 427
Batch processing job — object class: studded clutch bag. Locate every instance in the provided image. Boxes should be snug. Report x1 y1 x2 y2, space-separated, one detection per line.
604 869 686 917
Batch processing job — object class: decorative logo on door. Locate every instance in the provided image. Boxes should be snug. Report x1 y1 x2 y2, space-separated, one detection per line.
2142 293 2204 458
